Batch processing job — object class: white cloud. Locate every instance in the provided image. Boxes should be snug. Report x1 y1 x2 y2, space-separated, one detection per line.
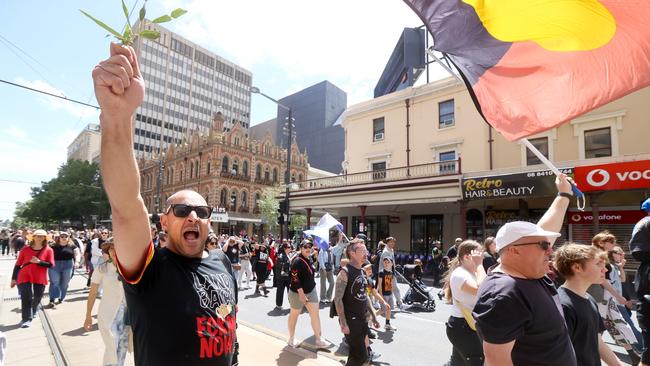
162 0 423 105
14 77 100 120
0 127 79 221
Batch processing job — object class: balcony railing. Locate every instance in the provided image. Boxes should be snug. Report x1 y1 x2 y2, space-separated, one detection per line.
220 171 251 182
289 159 461 192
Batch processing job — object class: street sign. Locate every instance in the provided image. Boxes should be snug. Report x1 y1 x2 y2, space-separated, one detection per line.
210 212 229 223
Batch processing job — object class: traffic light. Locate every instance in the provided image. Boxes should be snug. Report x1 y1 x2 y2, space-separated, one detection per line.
277 213 285 226
279 200 287 214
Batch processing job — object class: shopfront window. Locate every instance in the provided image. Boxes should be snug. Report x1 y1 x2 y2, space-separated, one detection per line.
351 216 389 251
465 209 484 240
411 215 443 255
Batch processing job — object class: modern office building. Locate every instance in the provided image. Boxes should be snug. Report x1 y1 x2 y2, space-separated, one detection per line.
132 21 253 157
274 81 347 174
67 123 101 163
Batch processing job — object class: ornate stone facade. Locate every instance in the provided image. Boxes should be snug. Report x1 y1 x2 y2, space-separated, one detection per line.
139 112 308 234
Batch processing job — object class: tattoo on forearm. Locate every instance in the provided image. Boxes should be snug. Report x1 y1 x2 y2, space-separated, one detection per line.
334 272 348 327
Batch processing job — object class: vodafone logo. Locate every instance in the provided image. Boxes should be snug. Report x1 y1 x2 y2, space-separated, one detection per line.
576 160 650 192
586 169 610 187
571 214 582 222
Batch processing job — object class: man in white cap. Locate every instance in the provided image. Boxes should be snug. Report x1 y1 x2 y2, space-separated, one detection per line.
472 174 577 366
631 197 650 366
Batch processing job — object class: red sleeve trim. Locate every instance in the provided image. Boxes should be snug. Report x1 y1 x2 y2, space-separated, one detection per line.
115 242 155 285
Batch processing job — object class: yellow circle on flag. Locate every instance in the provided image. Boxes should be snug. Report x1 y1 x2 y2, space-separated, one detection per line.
463 0 616 51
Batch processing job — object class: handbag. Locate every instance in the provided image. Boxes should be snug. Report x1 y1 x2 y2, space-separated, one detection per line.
453 297 477 331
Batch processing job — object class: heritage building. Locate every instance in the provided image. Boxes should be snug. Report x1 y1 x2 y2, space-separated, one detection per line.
139 112 308 236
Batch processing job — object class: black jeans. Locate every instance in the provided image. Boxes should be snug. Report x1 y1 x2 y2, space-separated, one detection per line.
446 316 484 366
18 283 45 322
345 316 369 366
0 239 8 255
276 278 290 307
636 262 650 364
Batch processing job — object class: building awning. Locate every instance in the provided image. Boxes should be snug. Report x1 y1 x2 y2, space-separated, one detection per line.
226 213 263 224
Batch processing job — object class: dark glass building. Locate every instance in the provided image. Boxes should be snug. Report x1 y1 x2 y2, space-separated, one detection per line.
275 81 347 174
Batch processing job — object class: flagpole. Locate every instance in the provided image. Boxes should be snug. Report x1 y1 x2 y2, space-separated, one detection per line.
520 138 585 210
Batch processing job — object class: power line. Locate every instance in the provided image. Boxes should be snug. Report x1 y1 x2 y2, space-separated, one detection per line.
0 79 99 110
0 179 41 185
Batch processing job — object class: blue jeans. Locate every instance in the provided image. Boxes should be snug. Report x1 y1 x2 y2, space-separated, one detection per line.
619 304 644 351
48 259 74 301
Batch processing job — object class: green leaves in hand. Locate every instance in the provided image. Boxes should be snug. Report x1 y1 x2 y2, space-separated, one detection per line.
171 8 187 18
80 10 126 43
81 2 187 45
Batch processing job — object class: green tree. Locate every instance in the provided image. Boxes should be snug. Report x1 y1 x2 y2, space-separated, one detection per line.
11 201 44 230
289 214 306 232
257 188 280 233
16 160 110 227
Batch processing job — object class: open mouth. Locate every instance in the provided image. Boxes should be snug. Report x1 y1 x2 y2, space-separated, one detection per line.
182 227 200 241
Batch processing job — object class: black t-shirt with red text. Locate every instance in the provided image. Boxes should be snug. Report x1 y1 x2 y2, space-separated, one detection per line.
121 247 238 366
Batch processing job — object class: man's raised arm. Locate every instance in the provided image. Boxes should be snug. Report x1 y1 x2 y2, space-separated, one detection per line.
537 173 572 244
93 43 151 278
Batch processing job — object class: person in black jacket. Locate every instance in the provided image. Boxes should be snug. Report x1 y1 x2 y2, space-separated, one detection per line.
275 243 292 309
631 198 650 366
286 240 329 348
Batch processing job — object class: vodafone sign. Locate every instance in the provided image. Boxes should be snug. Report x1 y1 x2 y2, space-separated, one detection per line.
569 210 647 225
575 160 650 192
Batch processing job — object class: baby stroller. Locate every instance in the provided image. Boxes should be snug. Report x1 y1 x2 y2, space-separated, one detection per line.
398 264 436 312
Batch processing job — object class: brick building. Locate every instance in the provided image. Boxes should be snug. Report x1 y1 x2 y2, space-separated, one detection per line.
139 112 308 236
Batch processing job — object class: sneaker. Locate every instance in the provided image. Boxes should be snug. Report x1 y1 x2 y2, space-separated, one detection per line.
48 301 56 308
55 299 62 305
314 339 330 348
368 330 377 339
385 323 396 331
20 320 31 328
287 337 297 348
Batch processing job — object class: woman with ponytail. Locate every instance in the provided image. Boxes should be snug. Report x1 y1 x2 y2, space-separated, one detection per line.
443 240 486 366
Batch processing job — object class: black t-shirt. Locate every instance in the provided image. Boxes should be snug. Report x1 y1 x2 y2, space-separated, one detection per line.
379 270 393 295
52 244 76 261
343 264 368 320
473 272 576 366
289 254 315 294
558 287 605 366
446 245 458 260
224 244 240 264
630 216 650 262
121 247 238 366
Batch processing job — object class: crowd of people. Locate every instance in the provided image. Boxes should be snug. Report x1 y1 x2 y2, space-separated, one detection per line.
7 43 647 366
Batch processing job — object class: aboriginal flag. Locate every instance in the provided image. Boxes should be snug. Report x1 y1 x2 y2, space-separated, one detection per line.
404 0 650 141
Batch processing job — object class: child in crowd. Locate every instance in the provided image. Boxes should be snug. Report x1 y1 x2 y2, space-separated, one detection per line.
377 258 395 330
554 243 622 366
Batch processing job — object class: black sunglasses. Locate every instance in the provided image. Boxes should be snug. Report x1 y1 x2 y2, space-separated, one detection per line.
513 240 551 251
166 204 213 219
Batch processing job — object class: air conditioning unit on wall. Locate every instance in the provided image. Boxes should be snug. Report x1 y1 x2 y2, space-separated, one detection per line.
374 132 384 141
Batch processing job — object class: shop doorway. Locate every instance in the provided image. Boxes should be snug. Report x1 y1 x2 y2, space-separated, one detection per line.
465 209 484 240
410 215 443 255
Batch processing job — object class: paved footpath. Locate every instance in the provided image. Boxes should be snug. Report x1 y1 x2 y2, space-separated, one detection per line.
0 255 339 366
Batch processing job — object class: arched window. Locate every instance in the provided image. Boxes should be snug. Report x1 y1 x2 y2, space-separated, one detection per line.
291 172 296 182
222 156 229 172
272 168 278 183
264 167 270 181
298 174 303 182
220 188 228 207
195 161 200 177
206 161 211 175
234 136 240 146
190 161 194 178
242 161 249 177
232 159 239 175
230 190 238 211
254 193 261 210
255 164 261 180
171 167 174 183
241 191 248 208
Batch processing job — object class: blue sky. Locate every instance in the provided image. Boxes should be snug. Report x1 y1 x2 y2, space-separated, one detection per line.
0 0 431 221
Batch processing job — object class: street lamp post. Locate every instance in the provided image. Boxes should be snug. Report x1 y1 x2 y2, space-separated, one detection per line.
251 86 293 240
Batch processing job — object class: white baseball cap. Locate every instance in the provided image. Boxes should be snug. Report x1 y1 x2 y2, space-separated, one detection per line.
495 221 561 252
